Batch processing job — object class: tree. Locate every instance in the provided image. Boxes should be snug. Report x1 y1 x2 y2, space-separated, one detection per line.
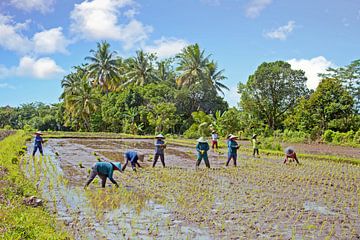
176 44 210 87
238 61 308 130
85 41 119 92
147 103 178 134
319 59 360 112
123 50 156 86
206 61 229 95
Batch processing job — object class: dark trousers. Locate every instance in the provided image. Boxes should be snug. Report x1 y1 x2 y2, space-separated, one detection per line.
122 159 138 171
196 155 210 168
253 148 259 156
153 154 165 167
32 144 43 156
85 165 107 188
226 153 237 166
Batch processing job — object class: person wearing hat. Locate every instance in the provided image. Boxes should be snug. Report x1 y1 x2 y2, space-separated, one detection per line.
84 161 122 188
122 150 144 172
211 131 219 150
32 131 44 157
252 134 260 158
226 134 239 166
153 134 166 167
283 147 300 164
196 137 210 168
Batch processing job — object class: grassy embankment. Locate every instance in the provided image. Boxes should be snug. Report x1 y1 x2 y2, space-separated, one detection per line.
0 131 70 239
43 131 360 165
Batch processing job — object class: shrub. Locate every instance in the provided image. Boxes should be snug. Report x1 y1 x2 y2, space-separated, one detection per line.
323 130 334 142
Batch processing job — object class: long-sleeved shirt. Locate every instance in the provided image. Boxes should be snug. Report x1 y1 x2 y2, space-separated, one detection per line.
212 133 218 141
34 135 43 146
252 139 258 149
124 151 138 163
154 139 165 155
228 139 239 155
95 162 116 181
196 142 209 156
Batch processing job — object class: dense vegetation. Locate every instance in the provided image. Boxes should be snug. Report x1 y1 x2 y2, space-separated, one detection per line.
0 42 359 144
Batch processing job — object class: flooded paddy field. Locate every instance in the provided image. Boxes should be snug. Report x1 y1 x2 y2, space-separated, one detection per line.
23 138 360 239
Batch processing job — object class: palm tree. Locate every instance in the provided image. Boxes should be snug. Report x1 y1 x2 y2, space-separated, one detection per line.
60 65 86 100
206 61 229 95
123 50 156 86
176 44 210 87
66 79 99 131
85 41 119 92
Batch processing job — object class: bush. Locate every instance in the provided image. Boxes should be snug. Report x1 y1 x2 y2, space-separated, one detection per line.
323 130 334 142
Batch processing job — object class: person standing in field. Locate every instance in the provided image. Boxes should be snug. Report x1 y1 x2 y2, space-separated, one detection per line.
153 134 166 168
32 131 44 157
252 134 260 158
84 162 122 188
226 134 239 166
283 147 300 164
211 130 219 150
196 137 210 168
122 150 144 171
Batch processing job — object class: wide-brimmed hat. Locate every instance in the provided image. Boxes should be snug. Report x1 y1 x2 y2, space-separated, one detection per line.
155 134 165 139
35 131 43 135
111 162 122 171
229 134 238 139
252 134 257 138
197 137 207 143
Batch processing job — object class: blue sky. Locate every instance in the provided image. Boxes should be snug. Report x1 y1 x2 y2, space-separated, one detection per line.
0 0 359 107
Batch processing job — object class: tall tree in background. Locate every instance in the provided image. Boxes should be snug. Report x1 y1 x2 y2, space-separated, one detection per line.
123 50 157 86
85 41 119 92
176 44 210 87
206 61 229 95
238 61 308 129
319 59 360 112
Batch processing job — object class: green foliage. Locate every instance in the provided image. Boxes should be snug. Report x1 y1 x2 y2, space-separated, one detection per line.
238 61 309 130
0 132 69 239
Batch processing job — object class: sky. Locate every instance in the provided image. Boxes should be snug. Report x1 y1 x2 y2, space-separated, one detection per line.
0 0 359 107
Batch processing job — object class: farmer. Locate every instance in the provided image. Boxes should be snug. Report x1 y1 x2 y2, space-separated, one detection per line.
211 130 219 150
32 131 44 157
153 134 166 167
196 137 210 168
226 134 239 166
252 134 260 157
84 161 122 188
122 150 144 172
283 147 300 164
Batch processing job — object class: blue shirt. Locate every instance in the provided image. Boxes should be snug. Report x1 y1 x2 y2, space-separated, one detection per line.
95 162 116 181
154 139 165 155
34 135 43 146
228 139 238 155
196 142 209 156
124 151 138 163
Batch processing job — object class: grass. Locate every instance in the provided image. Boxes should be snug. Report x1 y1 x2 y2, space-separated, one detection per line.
0 131 70 239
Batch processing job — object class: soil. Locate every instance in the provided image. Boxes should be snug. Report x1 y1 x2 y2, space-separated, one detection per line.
0 130 15 141
23 138 360 239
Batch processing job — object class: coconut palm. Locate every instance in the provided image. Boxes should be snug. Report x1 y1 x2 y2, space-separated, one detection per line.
176 44 210 87
123 50 156 86
85 41 119 92
206 61 229 95
60 65 86 100
66 79 99 130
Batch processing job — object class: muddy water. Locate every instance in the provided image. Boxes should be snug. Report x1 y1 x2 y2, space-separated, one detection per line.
24 139 212 239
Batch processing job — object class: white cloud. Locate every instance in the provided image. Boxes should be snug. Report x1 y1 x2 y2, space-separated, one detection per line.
265 21 295 40
9 0 55 13
245 0 272 18
16 56 64 79
70 0 152 49
0 14 32 53
0 83 15 89
224 85 240 107
0 57 65 80
33 27 70 54
0 14 70 55
287 56 334 90
144 37 189 58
